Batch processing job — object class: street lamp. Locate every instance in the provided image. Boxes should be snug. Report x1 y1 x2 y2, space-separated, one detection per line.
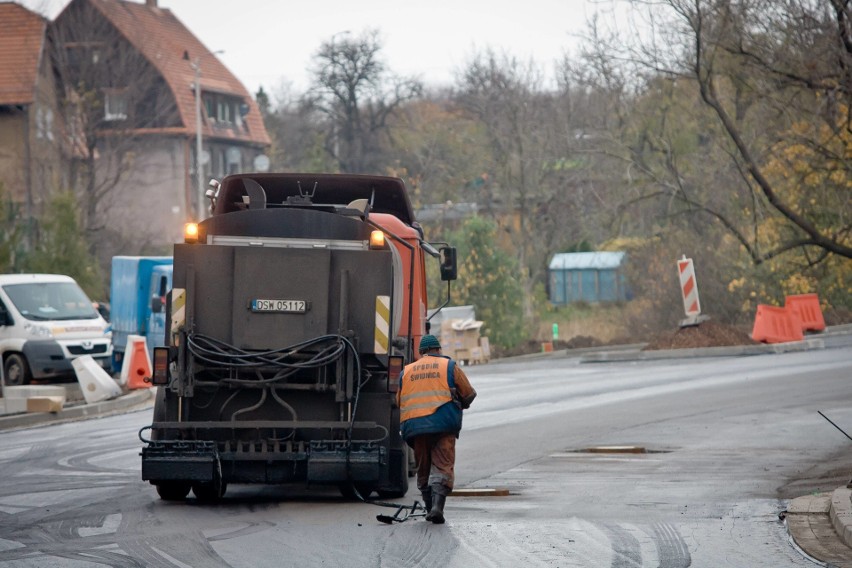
188 50 224 219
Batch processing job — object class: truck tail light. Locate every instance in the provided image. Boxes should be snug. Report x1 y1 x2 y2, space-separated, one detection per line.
369 230 385 249
184 223 199 243
151 347 170 385
387 355 403 393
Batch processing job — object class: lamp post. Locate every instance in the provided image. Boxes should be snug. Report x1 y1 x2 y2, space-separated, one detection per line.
191 59 203 218
189 50 224 219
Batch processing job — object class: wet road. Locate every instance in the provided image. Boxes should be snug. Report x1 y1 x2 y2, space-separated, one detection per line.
1 341 850 566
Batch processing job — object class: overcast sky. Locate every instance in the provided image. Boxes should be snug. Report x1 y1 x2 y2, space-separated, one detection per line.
19 0 622 98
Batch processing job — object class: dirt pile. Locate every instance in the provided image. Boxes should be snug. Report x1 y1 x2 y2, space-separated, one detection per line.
491 313 843 359
643 320 758 351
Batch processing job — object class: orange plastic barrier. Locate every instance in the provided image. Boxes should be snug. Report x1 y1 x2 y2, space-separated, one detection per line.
751 304 804 344
126 339 153 389
784 293 826 332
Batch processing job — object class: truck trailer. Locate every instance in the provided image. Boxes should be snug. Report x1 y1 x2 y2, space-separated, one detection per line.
140 173 457 501
110 256 173 370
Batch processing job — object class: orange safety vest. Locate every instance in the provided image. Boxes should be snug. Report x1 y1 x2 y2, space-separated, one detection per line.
399 356 453 424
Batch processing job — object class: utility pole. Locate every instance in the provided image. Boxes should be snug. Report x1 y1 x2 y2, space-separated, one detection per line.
188 50 223 220
191 58 203 219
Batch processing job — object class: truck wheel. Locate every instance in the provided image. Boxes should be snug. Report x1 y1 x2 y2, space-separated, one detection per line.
338 482 373 500
156 482 191 501
193 480 227 501
3 354 31 386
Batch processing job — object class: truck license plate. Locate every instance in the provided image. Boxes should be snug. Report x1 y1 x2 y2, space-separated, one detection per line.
251 299 307 313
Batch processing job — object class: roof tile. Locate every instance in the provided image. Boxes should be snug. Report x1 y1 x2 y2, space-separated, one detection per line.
0 2 47 105
84 0 269 145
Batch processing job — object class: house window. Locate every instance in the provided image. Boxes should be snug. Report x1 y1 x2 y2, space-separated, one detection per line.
226 146 241 174
201 93 243 126
217 101 231 123
104 89 128 121
205 97 215 122
36 107 54 141
217 149 226 178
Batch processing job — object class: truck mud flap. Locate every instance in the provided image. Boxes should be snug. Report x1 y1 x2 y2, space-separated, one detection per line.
307 442 385 483
141 440 218 483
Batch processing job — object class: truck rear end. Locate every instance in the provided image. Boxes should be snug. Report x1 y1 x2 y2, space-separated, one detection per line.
141 173 455 501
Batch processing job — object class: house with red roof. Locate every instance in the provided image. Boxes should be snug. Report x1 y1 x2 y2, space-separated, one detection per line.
0 2 64 229
0 0 270 257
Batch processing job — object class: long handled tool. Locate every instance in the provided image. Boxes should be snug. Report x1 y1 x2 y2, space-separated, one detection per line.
818 411 852 441
375 500 427 524
343 483 427 524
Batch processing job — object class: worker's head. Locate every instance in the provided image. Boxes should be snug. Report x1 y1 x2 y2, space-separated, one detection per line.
419 334 442 354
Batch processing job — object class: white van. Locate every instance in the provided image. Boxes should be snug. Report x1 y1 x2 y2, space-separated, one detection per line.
0 274 112 385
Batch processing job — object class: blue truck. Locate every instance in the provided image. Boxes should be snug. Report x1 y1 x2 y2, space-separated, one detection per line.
109 256 173 370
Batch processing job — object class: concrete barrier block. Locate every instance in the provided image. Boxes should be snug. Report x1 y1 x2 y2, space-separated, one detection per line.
73 355 122 404
26 396 65 413
1 398 28 414
2 385 67 399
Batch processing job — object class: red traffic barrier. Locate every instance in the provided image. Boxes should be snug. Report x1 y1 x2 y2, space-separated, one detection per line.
677 256 701 318
125 338 153 389
751 304 804 344
785 293 826 332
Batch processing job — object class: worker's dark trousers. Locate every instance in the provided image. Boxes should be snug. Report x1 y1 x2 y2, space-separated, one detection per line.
412 433 455 495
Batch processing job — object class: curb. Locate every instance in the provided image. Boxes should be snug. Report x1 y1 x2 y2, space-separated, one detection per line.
489 324 850 366
487 343 648 365
787 487 852 566
831 487 852 549
579 338 825 363
0 388 154 431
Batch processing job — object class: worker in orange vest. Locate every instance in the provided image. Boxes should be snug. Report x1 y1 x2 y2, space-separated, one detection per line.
398 334 477 523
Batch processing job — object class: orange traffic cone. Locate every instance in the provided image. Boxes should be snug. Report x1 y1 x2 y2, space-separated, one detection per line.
785 293 826 332
126 338 153 389
751 304 804 344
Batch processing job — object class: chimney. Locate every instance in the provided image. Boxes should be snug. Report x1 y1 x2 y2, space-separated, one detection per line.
146 0 157 7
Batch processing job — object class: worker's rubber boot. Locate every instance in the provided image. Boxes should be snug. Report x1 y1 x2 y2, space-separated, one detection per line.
426 493 446 524
421 489 432 513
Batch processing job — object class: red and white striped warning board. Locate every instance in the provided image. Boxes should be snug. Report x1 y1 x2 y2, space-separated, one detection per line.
677 256 701 317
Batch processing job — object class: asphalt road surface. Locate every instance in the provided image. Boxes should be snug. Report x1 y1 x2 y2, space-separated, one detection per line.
1 341 850 567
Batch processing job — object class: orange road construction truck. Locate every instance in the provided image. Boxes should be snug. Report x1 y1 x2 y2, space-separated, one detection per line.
140 173 457 501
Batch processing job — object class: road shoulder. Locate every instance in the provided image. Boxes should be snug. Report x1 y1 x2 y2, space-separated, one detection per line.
0 388 154 431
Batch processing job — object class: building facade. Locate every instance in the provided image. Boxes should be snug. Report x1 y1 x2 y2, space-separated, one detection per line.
0 0 271 262
0 3 64 239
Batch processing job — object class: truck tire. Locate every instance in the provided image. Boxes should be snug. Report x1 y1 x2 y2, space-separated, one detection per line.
3 353 31 386
193 481 227 501
338 482 374 500
156 482 191 501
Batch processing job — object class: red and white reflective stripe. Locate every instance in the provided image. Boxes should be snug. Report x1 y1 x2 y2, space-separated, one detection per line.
677 257 701 317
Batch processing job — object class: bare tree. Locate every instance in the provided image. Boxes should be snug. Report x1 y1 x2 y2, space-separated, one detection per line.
306 29 422 173
455 51 589 321
590 0 852 262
